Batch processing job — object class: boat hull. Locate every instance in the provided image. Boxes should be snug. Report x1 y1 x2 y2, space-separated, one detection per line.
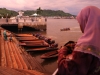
40 50 58 59
26 47 58 52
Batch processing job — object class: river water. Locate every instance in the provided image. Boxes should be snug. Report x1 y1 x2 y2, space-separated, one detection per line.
30 18 83 74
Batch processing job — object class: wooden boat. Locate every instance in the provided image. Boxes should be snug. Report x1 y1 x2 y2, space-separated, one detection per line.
16 36 38 41
15 34 33 37
26 47 58 52
21 40 46 43
60 28 70 31
20 39 48 45
19 42 49 47
40 50 58 59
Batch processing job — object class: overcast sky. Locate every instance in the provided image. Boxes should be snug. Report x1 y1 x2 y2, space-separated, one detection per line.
0 0 100 15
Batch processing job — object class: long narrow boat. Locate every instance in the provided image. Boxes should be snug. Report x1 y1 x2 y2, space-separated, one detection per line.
26 47 58 52
60 28 70 31
19 42 49 47
40 50 58 59
16 37 38 41
21 40 47 44
15 34 33 37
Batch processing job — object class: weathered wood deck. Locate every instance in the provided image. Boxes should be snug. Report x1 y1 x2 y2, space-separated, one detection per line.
0 28 50 75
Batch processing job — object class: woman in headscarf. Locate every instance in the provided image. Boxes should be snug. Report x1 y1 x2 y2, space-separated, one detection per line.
57 6 100 75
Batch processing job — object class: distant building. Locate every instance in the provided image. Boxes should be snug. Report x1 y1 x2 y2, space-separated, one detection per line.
18 11 24 17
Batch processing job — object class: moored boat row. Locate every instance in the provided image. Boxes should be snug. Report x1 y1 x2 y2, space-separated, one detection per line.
15 33 59 59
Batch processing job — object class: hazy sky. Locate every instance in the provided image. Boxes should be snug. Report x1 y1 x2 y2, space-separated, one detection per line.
0 0 100 15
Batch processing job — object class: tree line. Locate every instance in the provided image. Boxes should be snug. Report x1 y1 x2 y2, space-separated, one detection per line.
0 7 76 18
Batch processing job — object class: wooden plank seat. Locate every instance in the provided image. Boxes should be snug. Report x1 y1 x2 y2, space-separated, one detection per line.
21 40 46 43
0 35 47 73
19 42 49 46
19 43 49 48
15 34 33 37
16 36 38 41
26 47 58 52
0 67 25 75
9 42 28 69
16 36 37 39
12 42 47 73
0 37 28 69
1 36 7 67
0 66 49 75
20 40 49 47
0 30 49 74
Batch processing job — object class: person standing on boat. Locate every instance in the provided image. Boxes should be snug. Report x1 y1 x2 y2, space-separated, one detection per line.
57 6 100 75
9 33 13 42
3 30 7 41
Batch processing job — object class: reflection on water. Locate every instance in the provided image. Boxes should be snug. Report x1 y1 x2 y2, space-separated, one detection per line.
41 58 58 74
29 19 82 74
41 58 57 66
29 51 58 74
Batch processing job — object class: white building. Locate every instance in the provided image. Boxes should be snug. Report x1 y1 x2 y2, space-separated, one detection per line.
18 11 24 17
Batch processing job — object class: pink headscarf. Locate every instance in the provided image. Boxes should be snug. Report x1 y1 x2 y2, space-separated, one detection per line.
74 6 100 59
